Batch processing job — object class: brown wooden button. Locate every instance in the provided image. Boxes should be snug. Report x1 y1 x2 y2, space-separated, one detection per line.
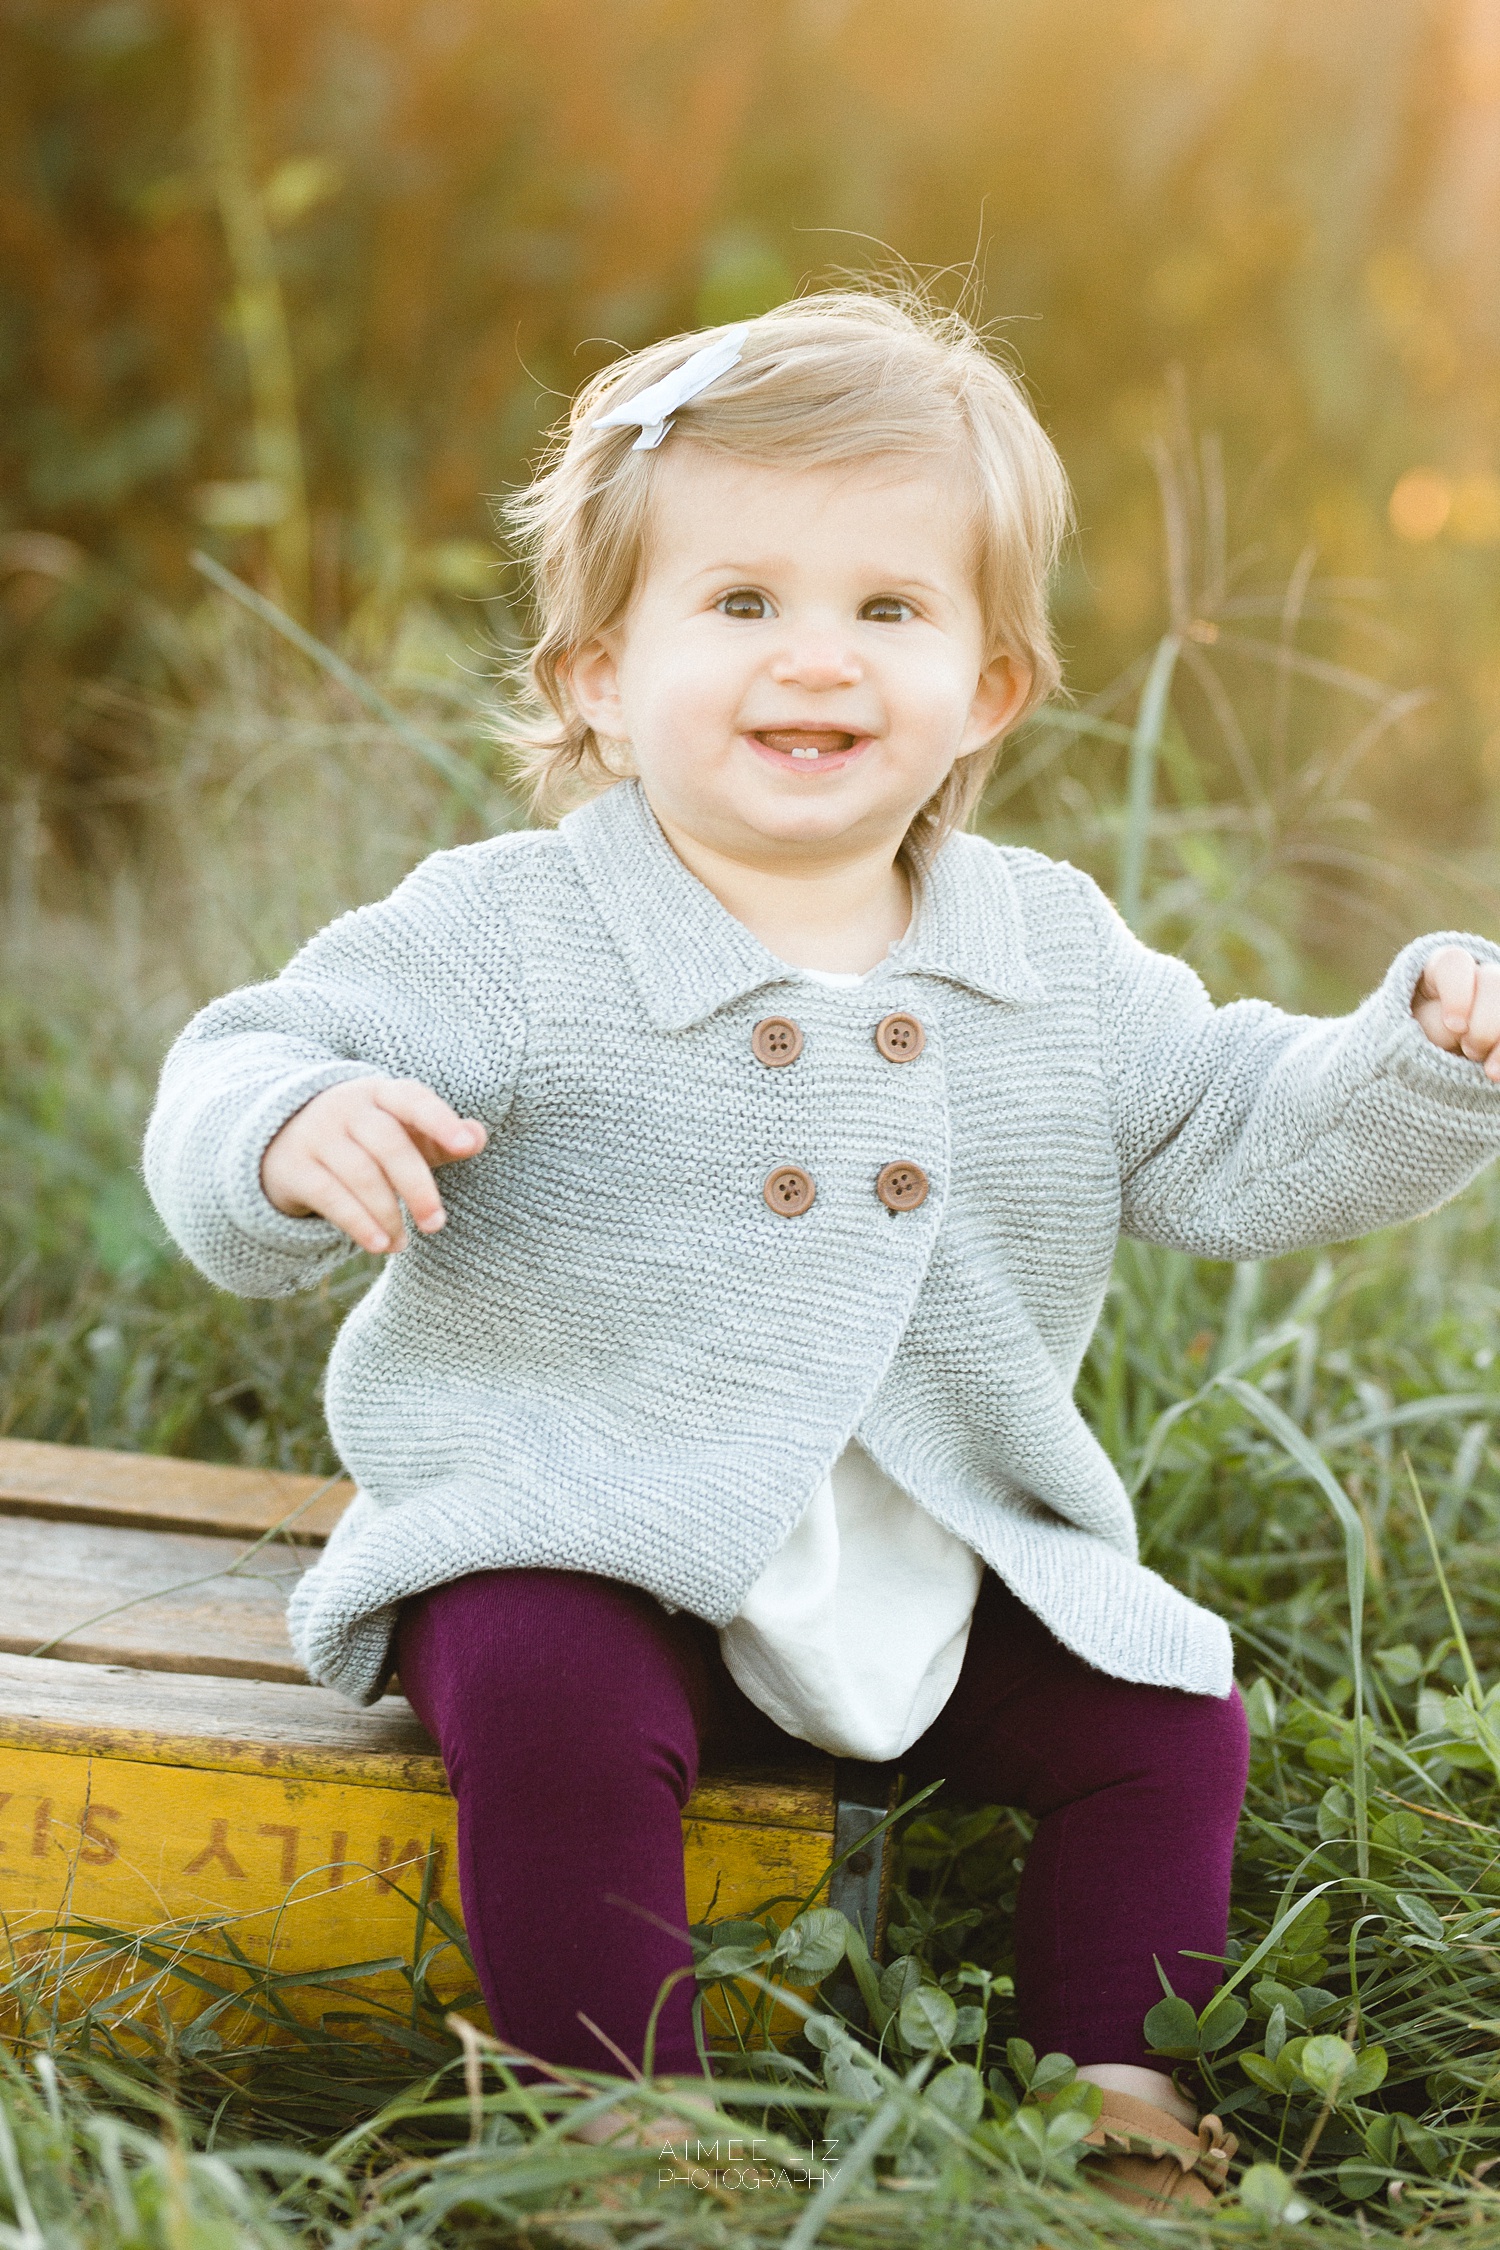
876 1160 929 1212
874 1011 925 1063
763 1164 816 1217
751 1016 804 1067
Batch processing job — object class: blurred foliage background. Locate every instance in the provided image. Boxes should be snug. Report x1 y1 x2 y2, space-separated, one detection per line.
4 0 1500 980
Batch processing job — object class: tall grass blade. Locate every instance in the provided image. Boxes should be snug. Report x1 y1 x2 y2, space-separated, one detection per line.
190 550 505 821
1219 1377 1370 1879
0 2103 44 2250
1117 630 1181 932
1129 1316 1305 1497
783 2080 915 2250
1405 1457 1489 1717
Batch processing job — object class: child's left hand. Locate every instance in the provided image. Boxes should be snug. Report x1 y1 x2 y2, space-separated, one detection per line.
1412 946 1500 1081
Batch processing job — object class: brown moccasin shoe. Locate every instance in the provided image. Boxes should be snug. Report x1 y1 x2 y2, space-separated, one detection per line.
1080 2088 1238 2211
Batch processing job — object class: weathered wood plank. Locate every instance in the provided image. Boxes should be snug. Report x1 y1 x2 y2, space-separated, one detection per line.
0 1517 310 1679
0 1654 447 1787
0 1655 836 1826
0 1438 353 1542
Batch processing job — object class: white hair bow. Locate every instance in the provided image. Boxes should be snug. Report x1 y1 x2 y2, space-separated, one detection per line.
591 324 750 450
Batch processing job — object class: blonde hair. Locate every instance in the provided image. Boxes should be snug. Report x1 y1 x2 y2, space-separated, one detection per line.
497 286 1073 859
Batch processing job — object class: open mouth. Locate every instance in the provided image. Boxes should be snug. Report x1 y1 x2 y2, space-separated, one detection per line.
749 727 868 768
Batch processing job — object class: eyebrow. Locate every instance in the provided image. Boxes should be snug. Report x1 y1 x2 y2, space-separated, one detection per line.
688 563 952 599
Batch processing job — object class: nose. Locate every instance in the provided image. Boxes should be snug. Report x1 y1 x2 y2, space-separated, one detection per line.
767 625 863 692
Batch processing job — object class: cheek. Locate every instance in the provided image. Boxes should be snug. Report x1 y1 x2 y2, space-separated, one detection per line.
885 645 980 735
615 658 741 787
635 642 748 738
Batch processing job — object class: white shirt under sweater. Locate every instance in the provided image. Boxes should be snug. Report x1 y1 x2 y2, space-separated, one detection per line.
718 963 985 1764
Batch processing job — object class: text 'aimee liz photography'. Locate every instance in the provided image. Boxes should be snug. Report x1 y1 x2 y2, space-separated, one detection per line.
657 2136 842 2190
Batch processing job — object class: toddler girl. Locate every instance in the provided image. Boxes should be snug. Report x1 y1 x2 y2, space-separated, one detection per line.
146 291 1500 2202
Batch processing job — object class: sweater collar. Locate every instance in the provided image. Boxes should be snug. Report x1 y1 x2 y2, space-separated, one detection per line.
560 780 1042 1032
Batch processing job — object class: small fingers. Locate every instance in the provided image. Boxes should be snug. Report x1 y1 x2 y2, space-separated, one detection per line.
374 1079 487 1165
1412 949 1500 1077
260 1078 485 1241
346 1106 447 1234
1419 946 1478 1037
333 1131 429 1247
1465 960 1500 1078
299 1157 405 1256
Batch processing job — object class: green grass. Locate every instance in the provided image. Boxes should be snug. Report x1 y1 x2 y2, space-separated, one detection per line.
7 560 1500 2242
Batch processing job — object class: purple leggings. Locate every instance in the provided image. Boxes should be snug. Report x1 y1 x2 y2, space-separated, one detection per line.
396 1566 1247 2077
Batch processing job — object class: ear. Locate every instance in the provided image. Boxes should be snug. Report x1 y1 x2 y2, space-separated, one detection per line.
958 651 1033 757
559 632 627 742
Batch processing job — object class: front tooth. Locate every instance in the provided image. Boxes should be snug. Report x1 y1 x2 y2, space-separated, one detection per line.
790 746 820 759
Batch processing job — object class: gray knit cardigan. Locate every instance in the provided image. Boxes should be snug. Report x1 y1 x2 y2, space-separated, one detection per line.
143 780 1500 1706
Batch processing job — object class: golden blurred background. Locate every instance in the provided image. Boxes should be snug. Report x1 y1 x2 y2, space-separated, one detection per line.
4 0 1500 971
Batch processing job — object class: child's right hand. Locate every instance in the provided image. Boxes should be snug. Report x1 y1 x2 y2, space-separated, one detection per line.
260 1077 488 1254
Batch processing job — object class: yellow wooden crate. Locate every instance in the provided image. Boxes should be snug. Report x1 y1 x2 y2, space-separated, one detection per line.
0 1439 846 2048
0 1654 836 2038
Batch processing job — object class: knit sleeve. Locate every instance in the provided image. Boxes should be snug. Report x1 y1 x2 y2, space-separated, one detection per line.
142 845 526 1298
1078 877 1500 1258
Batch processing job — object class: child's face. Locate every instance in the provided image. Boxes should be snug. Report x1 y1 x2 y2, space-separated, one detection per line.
565 446 1030 866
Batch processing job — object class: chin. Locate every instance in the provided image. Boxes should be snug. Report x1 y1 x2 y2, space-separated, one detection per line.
737 797 879 849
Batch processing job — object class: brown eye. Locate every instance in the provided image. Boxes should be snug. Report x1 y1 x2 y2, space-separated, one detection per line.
860 596 913 623
718 589 771 620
